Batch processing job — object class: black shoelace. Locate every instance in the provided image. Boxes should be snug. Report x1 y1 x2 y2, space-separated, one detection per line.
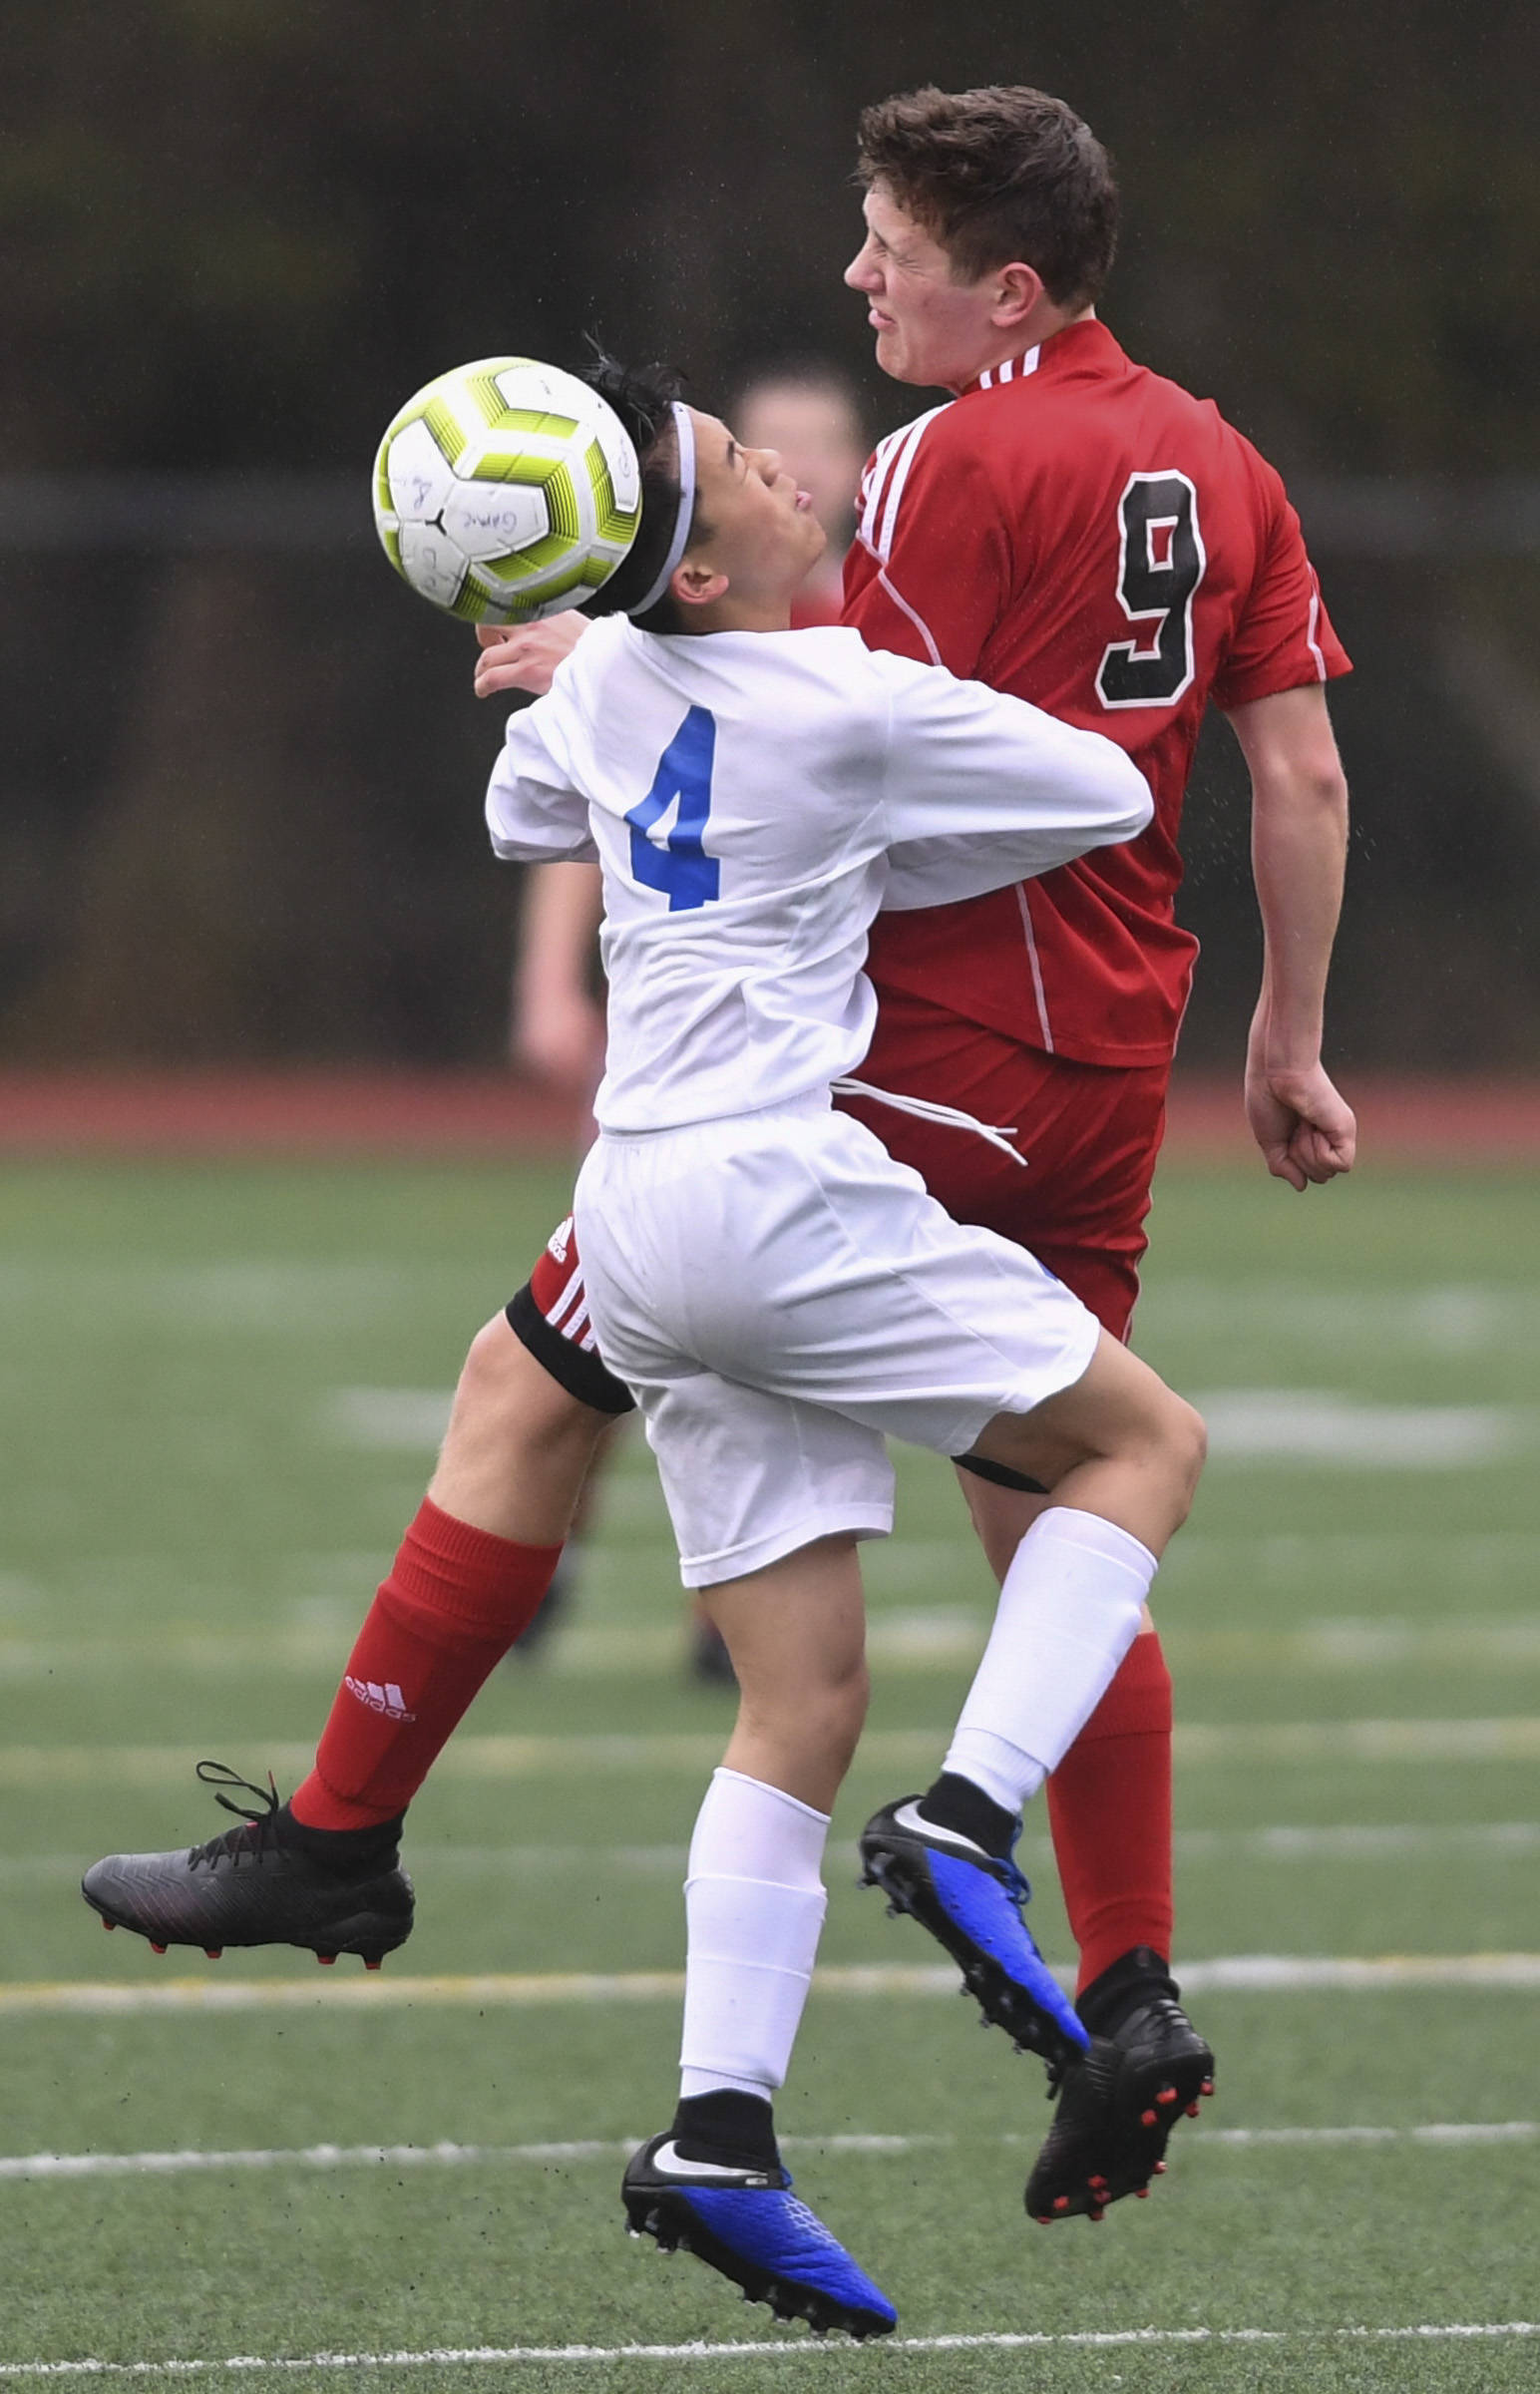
187 1759 282 1870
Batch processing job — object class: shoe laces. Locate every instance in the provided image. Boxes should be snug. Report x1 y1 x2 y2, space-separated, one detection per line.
187 1760 282 1870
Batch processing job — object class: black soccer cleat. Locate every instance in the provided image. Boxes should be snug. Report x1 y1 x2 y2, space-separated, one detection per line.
81 1762 415 1969
859 1796 1089 2072
1023 1949 1216 2222
622 2133 897 2339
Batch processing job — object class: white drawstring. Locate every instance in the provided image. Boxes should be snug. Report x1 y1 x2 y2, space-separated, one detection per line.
833 1077 1027 1169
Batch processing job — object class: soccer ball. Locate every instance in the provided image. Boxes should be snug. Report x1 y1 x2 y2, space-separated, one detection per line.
372 356 641 622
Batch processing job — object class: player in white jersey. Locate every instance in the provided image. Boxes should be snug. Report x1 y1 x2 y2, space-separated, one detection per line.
477 360 1204 2334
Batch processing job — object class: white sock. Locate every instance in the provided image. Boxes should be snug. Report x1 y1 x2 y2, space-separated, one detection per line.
943 1507 1157 1816
678 1767 830 2102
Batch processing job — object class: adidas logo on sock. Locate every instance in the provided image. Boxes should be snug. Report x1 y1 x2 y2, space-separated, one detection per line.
344 1676 415 1722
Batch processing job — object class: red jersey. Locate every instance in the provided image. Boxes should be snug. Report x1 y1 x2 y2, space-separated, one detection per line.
843 319 1350 1067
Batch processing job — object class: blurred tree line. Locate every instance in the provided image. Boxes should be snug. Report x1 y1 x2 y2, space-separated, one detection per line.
2 0 1537 1069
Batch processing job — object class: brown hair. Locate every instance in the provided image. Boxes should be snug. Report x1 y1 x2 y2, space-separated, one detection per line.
855 85 1118 309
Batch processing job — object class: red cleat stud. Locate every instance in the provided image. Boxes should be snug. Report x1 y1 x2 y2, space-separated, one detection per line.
1135 2188 1150 2199
1157 2086 1178 2105
204 1948 222 1960
1088 2208 1105 2223
1153 2161 1167 2176
1036 2215 1053 2226
1140 2108 1158 2126
316 1953 336 1966
1088 2175 1108 2191
1202 2078 1216 2096
363 1957 383 1972
149 1942 168 1955
102 1918 116 1932
1052 2195 1070 2212
1187 2101 1201 2118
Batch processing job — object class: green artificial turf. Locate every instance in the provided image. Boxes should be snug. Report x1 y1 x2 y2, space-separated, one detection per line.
1 1153 1537 2386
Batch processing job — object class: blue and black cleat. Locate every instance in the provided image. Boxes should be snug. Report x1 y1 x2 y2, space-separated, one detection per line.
859 1795 1090 2071
621 2133 897 2339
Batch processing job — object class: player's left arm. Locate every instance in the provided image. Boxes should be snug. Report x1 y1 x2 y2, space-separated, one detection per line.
876 654 1153 908
1224 682 1356 1191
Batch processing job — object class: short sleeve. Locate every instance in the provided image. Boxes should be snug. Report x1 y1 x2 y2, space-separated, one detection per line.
842 414 1011 679
484 698 598 865
1212 453 1351 713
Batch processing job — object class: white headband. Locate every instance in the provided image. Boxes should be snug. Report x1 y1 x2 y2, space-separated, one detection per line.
630 400 696 617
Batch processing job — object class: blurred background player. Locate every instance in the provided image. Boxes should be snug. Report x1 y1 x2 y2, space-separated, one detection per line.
505 359 870 1676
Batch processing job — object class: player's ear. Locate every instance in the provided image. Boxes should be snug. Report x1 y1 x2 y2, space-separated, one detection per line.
991 260 1044 330
672 559 730 609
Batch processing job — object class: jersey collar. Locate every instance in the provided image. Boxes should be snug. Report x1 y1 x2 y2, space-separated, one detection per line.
959 317 1124 398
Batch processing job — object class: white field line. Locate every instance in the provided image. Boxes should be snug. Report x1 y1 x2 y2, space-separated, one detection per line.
324 1381 1539 1466
6 1715 1540 1792
4 2121 1536 2185
1 2323 1537 2375
6 1952 1540 2019
11 1609 1540 1683
18 1818 1540 1889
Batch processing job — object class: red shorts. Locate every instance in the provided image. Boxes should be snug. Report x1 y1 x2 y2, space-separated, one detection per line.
837 987 1169 1341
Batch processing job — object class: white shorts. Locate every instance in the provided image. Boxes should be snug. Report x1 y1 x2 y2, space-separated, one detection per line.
575 1096 1100 1588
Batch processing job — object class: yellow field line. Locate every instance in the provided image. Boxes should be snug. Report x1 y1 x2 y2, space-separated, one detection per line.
4 1954 1539 2017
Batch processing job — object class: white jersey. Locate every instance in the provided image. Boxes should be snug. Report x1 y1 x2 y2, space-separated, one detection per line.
485 617 1151 1134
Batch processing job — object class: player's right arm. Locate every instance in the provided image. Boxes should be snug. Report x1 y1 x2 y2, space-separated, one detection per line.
1224 682 1356 1191
484 698 598 866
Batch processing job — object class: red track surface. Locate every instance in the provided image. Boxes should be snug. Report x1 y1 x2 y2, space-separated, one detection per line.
1 1070 1538 1162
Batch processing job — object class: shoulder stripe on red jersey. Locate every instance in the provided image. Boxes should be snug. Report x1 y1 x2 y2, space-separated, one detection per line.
858 403 951 565
875 567 942 665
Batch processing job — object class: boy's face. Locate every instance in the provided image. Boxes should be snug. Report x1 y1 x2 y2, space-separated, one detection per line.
679 408 827 606
845 182 1005 393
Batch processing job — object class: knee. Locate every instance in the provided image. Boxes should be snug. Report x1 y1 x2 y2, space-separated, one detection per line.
1154 1391 1207 1527
741 1653 870 1772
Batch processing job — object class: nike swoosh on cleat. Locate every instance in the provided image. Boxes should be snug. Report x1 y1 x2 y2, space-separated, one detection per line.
647 2141 775 2185
890 1800 990 1858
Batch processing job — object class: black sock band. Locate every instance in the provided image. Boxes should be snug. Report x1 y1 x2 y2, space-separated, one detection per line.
274 1803 405 1876
919 1772 1017 1860
670 2090 780 2171
1076 1944 1178 2037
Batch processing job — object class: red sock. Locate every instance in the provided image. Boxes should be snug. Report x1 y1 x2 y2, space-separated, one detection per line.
291 1498 564 1831
1046 1629 1174 1993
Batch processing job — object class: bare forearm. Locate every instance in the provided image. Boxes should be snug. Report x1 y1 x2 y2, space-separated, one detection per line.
1250 764 1348 1069
1225 683 1355 1188
518 861 604 1009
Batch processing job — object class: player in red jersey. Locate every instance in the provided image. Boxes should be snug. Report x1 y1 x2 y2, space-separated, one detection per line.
84 89 1351 2224
837 85 1351 2217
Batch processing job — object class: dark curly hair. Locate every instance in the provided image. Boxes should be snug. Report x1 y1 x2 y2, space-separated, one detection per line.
578 351 704 632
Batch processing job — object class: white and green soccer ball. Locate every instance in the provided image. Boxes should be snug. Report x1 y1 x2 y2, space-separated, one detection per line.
372 356 641 622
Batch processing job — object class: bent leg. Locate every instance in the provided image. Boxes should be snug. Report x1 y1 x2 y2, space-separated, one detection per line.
292 1312 612 1830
